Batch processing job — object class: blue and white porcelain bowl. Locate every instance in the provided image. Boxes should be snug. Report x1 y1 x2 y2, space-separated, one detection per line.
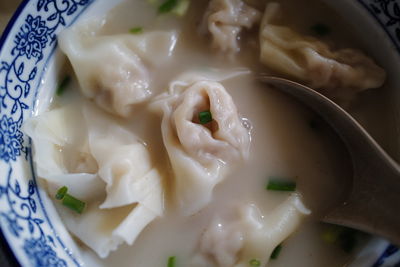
0 0 400 266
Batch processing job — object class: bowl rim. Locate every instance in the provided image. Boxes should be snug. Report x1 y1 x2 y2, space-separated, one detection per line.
0 1 30 265
0 0 399 266
0 0 94 266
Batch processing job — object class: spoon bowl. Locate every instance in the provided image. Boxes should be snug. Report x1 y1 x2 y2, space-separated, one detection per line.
259 76 400 245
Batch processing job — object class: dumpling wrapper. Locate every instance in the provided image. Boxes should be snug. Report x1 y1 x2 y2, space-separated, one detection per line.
259 2 386 105
58 19 178 117
24 101 164 258
151 70 251 215
23 103 104 202
56 171 161 259
202 0 261 53
192 193 311 267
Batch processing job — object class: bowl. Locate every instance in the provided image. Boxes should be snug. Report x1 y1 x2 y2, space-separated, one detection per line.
0 0 399 266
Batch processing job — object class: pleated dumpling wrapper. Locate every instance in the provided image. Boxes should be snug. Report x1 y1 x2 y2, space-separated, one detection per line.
259 2 386 106
191 193 311 267
24 101 163 258
58 19 178 117
151 70 251 216
202 0 261 54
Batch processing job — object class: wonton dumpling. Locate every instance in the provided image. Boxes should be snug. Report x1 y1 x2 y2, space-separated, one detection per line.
82 104 163 212
259 3 386 105
58 19 178 117
23 103 105 202
192 194 310 267
203 0 261 53
151 71 251 215
24 101 164 258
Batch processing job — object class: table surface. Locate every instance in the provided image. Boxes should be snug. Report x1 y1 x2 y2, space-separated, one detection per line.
0 2 24 266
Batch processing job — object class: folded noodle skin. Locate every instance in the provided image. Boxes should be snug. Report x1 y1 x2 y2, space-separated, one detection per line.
202 0 261 54
151 70 251 216
58 19 178 117
24 102 164 258
259 2 386 106
191 193 311 267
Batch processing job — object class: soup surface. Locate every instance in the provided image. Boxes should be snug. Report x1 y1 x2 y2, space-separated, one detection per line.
25 0 389 266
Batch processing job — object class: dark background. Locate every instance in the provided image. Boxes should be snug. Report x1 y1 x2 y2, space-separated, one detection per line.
0 230 19 266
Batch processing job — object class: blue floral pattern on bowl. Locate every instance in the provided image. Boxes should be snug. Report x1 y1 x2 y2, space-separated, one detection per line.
363 0 400 52
0 0 398 266
0 1 93 266
0 115 24 162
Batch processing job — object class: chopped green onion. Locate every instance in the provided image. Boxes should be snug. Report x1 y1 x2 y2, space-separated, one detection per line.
55 186 68 200
322 224 359 253
270 244 282 260
153 0 190 16
198 110 212 124
171 0 190 16
62 194 86 214
249 258 261 266
266 178 296 192
167 256 176 267
322 224 343 243
158 0 178 13
129 27 143 34
56 75 71 96
311 23 331 36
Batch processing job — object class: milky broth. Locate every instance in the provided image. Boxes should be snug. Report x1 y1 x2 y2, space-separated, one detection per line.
53 0 383 266
96 74 356 267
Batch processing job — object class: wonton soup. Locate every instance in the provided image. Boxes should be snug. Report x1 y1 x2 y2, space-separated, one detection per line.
24 0 390 266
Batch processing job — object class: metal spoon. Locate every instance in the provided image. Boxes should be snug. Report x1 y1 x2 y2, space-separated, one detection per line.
259 76 400 245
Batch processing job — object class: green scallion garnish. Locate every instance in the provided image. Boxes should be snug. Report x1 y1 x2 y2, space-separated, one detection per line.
171 0 189 16
311 23 331 36
198 110 212 124
55 186 86 213
322 225 358 253
266 178 296 192
322 224 343 243
129 27 143 34
270 244 282 259
249 258 261 266
62 193 86 214
158 0 178 14
150 0 190 16
55 186 68 200
167 256 176 267
56 75 71 96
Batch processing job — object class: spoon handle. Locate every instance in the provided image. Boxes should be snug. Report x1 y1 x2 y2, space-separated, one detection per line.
320 106 400 245
324 144 400 245
262 77 400 245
